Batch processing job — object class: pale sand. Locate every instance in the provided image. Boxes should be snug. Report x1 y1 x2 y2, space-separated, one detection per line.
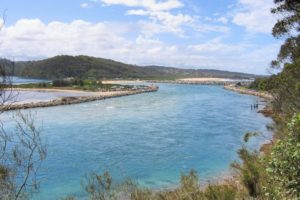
12 88 131 97
102 80 143 84
224 84 273 99
177 78 239 82
3 86 159 111
103 78 241 84
13 88 100 95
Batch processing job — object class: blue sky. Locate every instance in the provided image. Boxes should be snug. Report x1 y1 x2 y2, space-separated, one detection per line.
0 0 281 74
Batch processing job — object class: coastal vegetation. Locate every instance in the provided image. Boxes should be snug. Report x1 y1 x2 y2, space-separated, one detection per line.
228 0 300 199
0 0 300 200
14 78 145 92
1 56 258 80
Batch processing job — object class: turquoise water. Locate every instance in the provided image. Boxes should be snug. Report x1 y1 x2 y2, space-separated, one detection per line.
4 83 272 199
11 76 49 85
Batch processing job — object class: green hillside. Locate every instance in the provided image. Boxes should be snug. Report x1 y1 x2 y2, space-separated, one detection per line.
4 55 258 80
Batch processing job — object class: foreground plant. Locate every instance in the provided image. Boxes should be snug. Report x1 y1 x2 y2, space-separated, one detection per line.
265 114 300 199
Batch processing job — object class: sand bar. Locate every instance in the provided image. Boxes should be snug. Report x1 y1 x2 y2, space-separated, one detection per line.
1 86 159 111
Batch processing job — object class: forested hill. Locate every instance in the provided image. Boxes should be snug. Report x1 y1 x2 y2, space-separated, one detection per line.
6 55 257 80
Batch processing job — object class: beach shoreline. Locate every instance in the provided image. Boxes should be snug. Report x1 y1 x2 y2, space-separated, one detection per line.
223 84 273 99
102 78 253 85
1 86 159 111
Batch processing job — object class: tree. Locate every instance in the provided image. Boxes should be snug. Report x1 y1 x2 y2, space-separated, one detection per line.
271 35 300 68
266 0 300 114
272 0 300 38
0 13 46 200
0 112 47 200
271 0 300 68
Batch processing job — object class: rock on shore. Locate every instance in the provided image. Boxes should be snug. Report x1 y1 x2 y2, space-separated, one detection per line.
1 86 159 111
224 84 273 99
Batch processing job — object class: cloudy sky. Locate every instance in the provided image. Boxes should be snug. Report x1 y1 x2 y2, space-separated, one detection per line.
0 0 281 74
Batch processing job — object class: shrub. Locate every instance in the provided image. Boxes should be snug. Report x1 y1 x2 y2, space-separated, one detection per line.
266 114 300 199
231 148 265 198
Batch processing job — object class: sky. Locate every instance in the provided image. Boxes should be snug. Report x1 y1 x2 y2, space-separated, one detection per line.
0 0 282 74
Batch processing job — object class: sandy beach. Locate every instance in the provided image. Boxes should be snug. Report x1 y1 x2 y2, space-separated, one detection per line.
12 88 130 97
101 78 252 85
2 86 159 111
102 80 144 84
177 78 240 82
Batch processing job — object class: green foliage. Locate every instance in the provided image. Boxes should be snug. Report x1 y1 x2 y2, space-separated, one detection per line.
0 112 46 200
231 149 265 198
261 0 300 115
131 170 237 200
272 59 300 114
11 55 257 80
271 35 300 68
16 78 141 92
271 0 300 38
249 76 278 91
250 58 300 115
266 114 300 199
81 170 238 200
204 184 237 200
52 79 71 87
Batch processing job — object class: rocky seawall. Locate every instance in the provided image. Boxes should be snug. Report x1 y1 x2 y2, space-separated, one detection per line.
1 86 159 111
224 84 273 99
148 80 251 85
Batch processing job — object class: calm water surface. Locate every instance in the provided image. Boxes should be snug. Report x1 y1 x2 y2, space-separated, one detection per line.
4 83 272 199
11 76 49 85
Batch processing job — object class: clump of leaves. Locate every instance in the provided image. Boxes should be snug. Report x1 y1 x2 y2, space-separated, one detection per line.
132 170 237 200
82 171 114 200
204 184 237 200
231 148 264 198
266 114 300 199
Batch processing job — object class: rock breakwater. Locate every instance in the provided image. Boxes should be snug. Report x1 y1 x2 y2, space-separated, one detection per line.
2 86 158 111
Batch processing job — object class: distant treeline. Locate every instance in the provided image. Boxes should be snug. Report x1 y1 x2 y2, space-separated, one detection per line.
15 78 139 92
1 55 258 80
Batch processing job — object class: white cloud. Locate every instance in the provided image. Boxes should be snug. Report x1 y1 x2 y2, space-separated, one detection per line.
232 0 276 33
0 19 130 60
217 17 228 24
94 0 194 37
100 0 183 11
192 23 230 33
82 0 231 38
80 3 91 8
188 37 246 54
0 18 278 74
86 0 193 37
128 9 193 36
0 18 4 30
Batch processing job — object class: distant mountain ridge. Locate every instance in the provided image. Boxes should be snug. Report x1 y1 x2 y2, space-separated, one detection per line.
2 55 259 80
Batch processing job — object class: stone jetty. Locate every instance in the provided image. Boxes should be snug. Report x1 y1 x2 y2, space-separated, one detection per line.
2 86 159 111
148 78 252 86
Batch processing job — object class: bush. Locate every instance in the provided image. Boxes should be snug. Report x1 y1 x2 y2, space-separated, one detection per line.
266 114 300 199
52 79 71 87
